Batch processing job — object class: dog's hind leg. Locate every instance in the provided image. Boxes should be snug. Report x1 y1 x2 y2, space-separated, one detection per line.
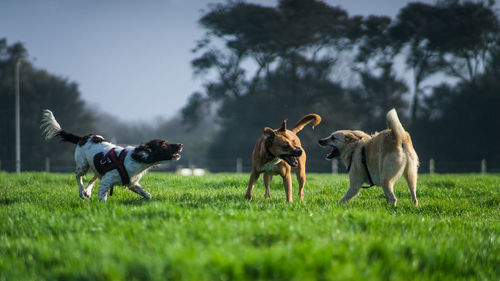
82 175 98 198
75 149 89 199
381 155 405 206
76 174 86 199
245 169 260 201
263 173 272 198
129 184 152 199
381 178 397 207
404 162 418 206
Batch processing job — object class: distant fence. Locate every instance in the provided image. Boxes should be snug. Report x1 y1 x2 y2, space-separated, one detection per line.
1 157 498 174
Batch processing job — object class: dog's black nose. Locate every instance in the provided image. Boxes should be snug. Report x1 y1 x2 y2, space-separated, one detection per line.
293 148 302 157
318 139 324 145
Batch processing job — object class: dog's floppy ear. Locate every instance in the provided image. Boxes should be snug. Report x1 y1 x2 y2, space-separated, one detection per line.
352 130 369 140
277 119 287 132
131 144 151 162
263 127 276 137
345 132 361 144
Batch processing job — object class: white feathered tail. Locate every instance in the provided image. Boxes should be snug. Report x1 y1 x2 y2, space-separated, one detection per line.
40 109 62 140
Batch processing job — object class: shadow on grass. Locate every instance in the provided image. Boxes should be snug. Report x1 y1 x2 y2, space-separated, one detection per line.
114 192 251 208
0 198 21 206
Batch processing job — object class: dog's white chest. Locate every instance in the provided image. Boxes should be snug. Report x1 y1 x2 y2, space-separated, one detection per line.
261 157 281 172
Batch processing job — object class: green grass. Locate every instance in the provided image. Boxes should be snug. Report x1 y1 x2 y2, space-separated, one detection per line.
0 172 499 281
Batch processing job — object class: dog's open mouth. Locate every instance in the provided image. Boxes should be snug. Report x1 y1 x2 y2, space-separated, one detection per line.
280 154 299 167
172 145 183 160
325 147 340 159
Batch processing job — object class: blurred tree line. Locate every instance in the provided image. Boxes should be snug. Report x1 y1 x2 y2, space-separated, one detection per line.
0 40 94 171
183 0 500 172
0 39 214 172
1 0 499 173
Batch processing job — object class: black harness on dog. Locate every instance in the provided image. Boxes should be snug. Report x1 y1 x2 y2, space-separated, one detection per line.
361 147 375 188
347 146 374 189
93 148 130 196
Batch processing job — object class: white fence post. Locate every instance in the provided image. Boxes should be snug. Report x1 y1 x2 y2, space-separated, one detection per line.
45 157 50 172
236 158 242 173
481 159 487 174
429 158 435 174
331 159 338 175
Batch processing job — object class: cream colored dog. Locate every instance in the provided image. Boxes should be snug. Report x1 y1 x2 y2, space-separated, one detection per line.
318 109 419 206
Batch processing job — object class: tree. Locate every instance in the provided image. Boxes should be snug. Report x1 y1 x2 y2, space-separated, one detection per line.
350 62 409 132
430 0 499 85
391 0 499 124
391 2 443 125
184 0 363 171
0 39 95 171
352 15 410 131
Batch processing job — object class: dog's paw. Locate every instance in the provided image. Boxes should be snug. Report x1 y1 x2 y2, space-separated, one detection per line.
82 189 92 198
144 192 152 200
244 193 252 201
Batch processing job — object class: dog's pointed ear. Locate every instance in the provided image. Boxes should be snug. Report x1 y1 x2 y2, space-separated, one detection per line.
277 119 287 132
263 127 276 137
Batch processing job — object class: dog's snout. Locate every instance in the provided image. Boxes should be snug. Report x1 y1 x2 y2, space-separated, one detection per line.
293 148 302 157
318 139 326 146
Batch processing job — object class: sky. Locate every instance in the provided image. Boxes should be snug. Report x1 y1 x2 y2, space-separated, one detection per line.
1 0 436 123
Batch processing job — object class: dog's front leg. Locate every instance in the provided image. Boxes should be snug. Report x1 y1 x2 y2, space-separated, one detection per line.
83 176 98 198
245 169 260 200
296 168 306 201
339 176 363 204
97 177 114 202
263 173 272 198
282 173 293 203
129 184 152 199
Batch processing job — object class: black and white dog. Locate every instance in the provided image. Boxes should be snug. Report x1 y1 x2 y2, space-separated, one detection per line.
41 109 183 202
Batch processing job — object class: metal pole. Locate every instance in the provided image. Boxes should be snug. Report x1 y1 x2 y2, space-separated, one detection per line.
236 158 242 173
45 157 50 172
481 159 487 174
15 59 21 173
331 159 338 174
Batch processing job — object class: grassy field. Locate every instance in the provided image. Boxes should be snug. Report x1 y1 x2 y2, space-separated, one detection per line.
0 172 499 281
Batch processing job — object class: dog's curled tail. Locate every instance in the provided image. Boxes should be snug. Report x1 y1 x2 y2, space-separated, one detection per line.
292 114 321 134
386 108 406 145
41 109 81 144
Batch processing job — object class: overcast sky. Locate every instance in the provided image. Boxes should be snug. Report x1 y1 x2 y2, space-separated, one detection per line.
1 0 437 123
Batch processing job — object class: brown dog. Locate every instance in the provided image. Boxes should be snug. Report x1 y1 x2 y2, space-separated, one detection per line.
318 109 419 206
245 114 321 202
